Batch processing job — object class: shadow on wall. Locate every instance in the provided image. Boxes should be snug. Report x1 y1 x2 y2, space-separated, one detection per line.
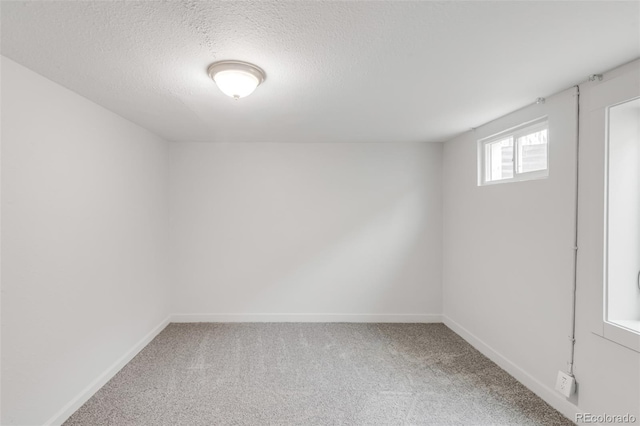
244 187 433 314
171 142 442 316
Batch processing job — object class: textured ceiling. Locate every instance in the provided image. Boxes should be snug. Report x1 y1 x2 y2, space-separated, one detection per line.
2 1 639 143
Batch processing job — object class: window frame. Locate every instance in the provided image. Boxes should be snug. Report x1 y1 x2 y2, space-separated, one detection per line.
478 117 549 186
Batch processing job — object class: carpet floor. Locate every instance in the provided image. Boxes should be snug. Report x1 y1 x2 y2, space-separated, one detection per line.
64 323 573 425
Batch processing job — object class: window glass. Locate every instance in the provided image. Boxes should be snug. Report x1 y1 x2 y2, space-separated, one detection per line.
486 137 514 182
517 129 548 173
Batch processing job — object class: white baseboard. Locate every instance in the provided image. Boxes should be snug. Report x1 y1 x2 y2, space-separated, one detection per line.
442 315 580 423
171 313 442 323
44 315 171 426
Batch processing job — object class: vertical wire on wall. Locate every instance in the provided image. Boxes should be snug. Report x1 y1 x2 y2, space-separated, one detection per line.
568 84 580 377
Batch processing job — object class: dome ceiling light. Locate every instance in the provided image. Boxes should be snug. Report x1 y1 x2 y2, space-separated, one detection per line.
207 60 266 100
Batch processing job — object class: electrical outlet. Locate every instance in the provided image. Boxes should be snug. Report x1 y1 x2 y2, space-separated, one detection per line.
555 371 576 397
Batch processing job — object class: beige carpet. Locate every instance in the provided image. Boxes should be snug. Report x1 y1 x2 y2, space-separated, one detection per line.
64 323 573 425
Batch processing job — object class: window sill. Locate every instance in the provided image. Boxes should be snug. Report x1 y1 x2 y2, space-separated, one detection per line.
600 320 640 353
479 171 549 186
610 319 640 333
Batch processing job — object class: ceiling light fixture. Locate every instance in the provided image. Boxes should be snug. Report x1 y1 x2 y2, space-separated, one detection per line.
207 60 266 100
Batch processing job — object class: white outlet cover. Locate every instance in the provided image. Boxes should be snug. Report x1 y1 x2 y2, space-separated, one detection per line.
555 371 576 397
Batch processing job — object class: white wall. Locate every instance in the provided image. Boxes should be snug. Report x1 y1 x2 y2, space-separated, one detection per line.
443 60 640 422
574 60 640 419
1 57 171 426
170 142 442 321
442 88 579 417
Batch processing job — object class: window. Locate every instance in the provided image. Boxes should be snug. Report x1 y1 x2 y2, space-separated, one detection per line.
478 118 549 185
604 96 640 347
583 63 640 354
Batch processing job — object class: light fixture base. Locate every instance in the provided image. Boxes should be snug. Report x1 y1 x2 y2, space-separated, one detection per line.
207 60 266 84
